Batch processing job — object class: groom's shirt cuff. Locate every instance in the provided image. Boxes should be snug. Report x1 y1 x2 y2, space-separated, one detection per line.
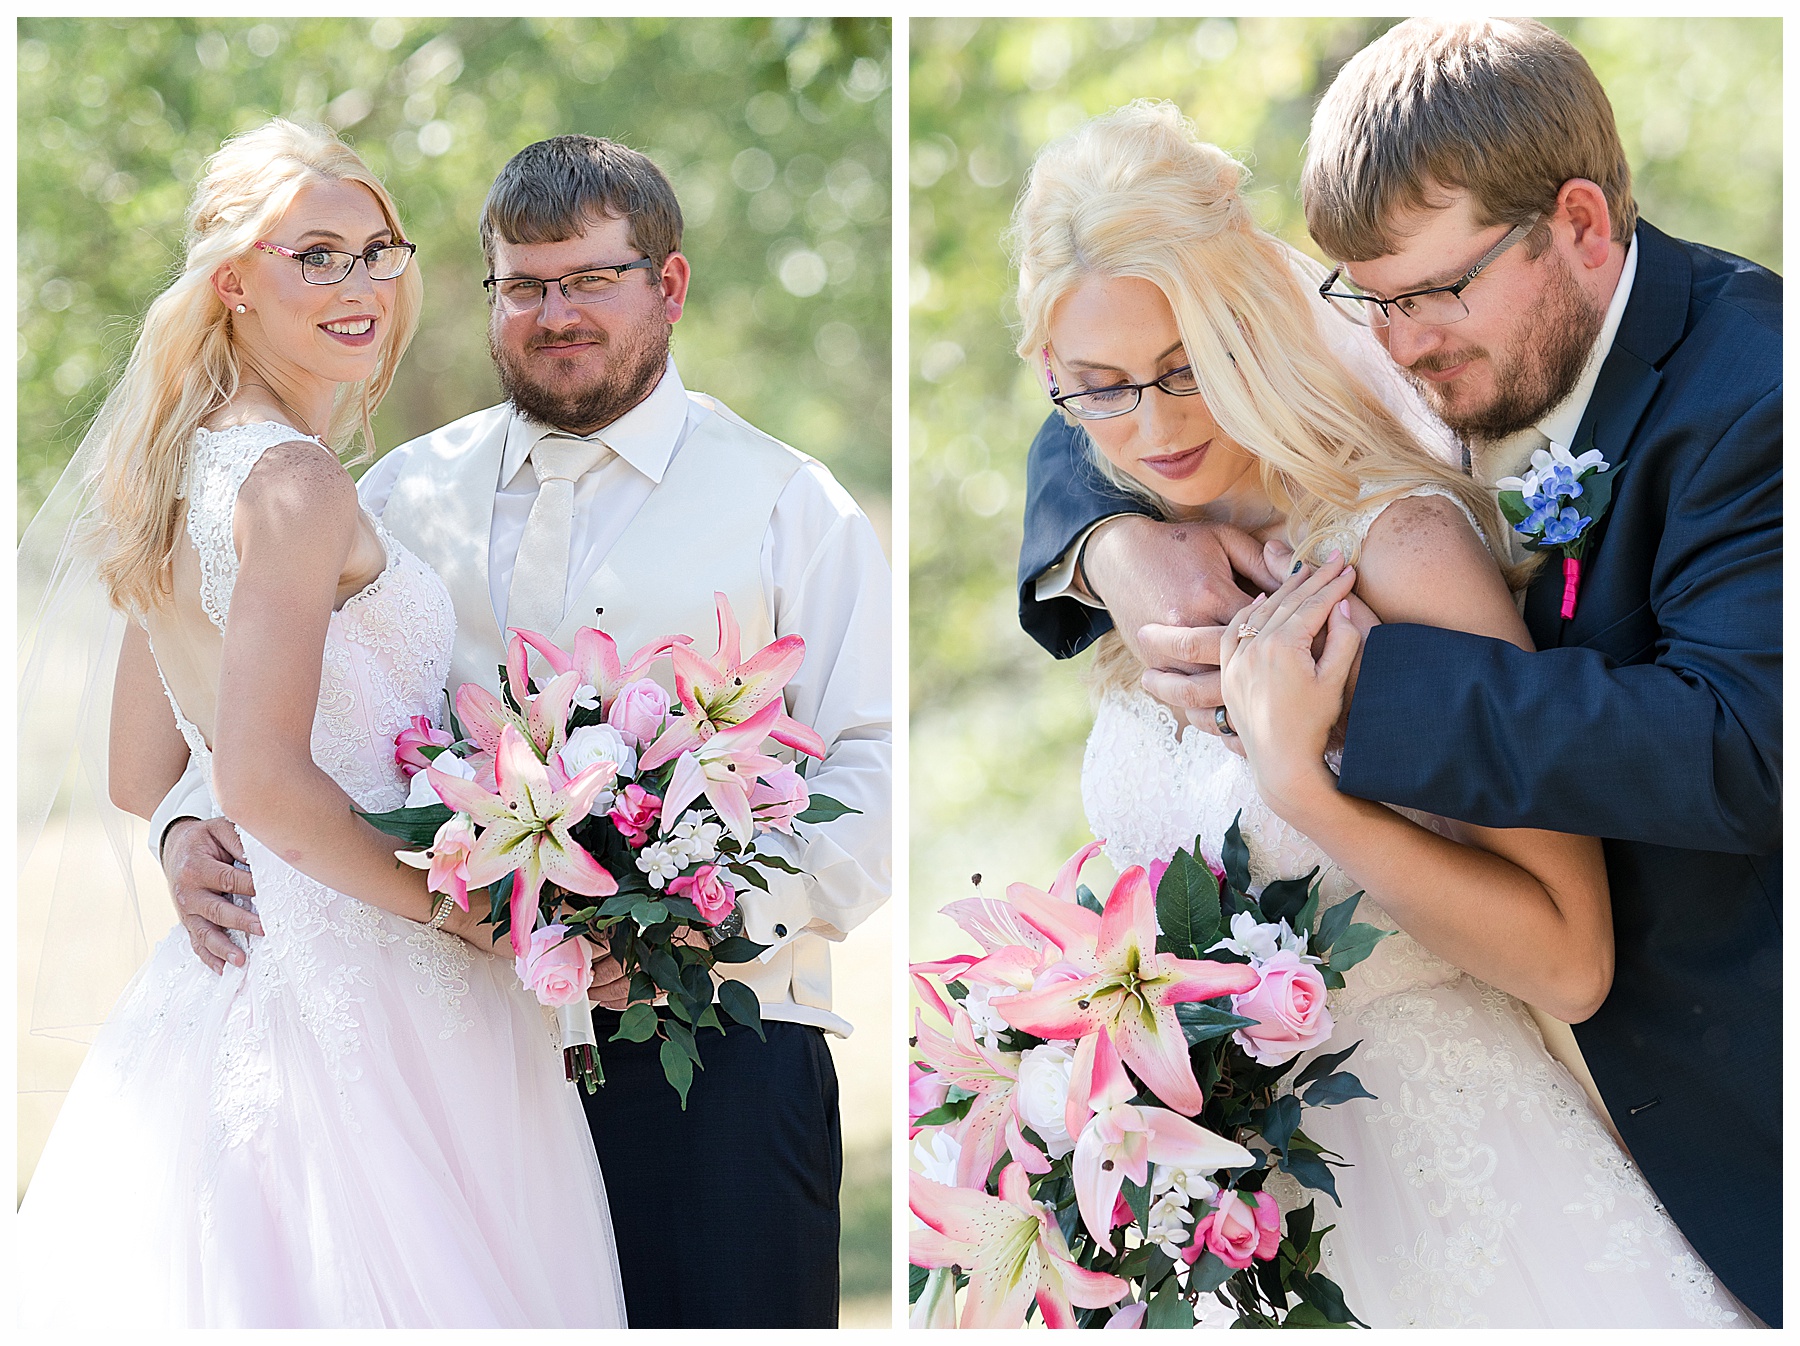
1033 516 1123 608
147 771 219 861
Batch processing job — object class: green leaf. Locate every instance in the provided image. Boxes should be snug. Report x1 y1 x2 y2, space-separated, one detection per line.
1144 1288 1195 1329
679 961 712 1007
659 1037 695 1109
1284 1200 1316 1269
1320 967 1345 990
1189 1248 1234 1295
1293 878 1322 940
1280 1150 1341 1204
1302 1071 1376 1108
695 1004 725 1034
1312 891 1361 952
1497 489 1533 527
1278 1302 1342 1327
1298 1272 1366 1327
1121 1173 1152 1231
1174 999 1258 1045
630 899 669 929
1156 846 1222 952
717 978 767 1041
708 935 769 964
1292 1041 1362 1090
1075 882 1103 916
911 1096 973 1129
1258 1093 1302 1160
665 1017 702 1065
597 893 640 919
1143 1241 1177 1292
487 871 515 929
1221 812 1252 893
908 1263 927 1305
1326 922 1391 973
753 851 807 875
659 894 702 923
610 1002 658 1042
1257 868 1316 927
795 792 859 824
356 802 454 847
644 947 684 994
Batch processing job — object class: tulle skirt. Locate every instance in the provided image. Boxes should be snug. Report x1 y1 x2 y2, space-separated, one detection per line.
18 909 626 1328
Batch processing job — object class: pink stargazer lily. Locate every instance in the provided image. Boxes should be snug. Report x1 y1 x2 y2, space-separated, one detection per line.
427 724 618 956
510 626 685 717
1067 1029 1252 1253
455 631 585 762
911 1162 1130 1329
395 813 478 911
912 998 1021 1188
656 698 785 842
996 865 1260 1116
640 593 825 770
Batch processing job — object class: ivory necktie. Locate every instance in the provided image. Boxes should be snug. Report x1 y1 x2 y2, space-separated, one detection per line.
505 434 608 638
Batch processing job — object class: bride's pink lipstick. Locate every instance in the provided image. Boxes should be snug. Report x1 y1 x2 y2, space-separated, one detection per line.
1139 440 1210 480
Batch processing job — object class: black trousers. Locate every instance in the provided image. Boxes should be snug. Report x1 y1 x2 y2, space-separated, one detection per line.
581 1011 842 1328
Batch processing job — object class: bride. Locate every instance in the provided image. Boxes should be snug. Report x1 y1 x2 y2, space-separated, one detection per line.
16 120 625 1328
1011 102 1741 1327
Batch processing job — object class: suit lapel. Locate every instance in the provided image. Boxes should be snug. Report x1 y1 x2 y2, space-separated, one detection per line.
1524 222 1686 649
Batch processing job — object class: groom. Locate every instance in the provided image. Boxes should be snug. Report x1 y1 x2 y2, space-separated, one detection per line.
1017 20 1779 1326
154 135 891 1327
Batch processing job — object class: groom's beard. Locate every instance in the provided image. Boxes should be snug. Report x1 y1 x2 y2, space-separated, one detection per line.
1404 248 1605 443
489 313 671 435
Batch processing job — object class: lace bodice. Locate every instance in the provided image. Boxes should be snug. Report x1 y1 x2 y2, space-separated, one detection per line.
167 421 455 812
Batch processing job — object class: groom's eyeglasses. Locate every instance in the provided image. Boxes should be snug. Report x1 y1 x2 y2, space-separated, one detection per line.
254 240 416 284
484 258 659 313
1042 344 1205 421
1317 213 1541 329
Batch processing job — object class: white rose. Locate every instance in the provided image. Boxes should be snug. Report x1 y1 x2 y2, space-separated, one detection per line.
1015 1042 1077 1158
557 724 636 814
405 752 475 808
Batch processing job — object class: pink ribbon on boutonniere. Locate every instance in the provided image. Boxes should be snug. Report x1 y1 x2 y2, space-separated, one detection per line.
1561 557 1582 619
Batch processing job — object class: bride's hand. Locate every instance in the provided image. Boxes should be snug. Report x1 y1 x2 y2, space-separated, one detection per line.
1219 558 1363 819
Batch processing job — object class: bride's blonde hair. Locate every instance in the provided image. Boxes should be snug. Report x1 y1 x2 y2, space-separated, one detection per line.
1008 101 1524 687
94 118 422 615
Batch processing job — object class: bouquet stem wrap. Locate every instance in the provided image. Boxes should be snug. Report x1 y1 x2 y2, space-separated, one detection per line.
557 1002 602 1093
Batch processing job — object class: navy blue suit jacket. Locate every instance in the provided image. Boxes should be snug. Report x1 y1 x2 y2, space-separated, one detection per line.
1016 222 1781 1324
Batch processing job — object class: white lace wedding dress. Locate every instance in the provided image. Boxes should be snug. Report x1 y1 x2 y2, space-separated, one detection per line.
17 423 626 1328
1082 489 1744 1329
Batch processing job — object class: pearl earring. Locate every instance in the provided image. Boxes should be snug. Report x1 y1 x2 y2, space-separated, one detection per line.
235 304 247 314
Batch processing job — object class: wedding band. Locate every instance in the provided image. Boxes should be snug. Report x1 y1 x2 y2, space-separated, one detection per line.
1214 705 1237 737
1236 623 1261 638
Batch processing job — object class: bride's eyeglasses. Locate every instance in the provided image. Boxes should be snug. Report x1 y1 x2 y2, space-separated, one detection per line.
254 239 417 285
1042 344 1204 421
1316 213 1540 329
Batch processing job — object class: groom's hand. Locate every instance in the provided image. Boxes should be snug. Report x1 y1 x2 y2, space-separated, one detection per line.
162 817 262 974
588 949 632 1011
1079 516 1282 665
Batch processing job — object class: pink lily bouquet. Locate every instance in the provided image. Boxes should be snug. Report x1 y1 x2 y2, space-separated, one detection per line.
908 818 1390 1329
362 594 853 1107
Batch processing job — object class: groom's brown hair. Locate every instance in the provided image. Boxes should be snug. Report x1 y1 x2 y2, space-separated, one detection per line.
480 135 683 271
1302 19 1637 262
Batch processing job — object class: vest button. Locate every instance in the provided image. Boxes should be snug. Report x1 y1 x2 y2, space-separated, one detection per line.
774 924 787 938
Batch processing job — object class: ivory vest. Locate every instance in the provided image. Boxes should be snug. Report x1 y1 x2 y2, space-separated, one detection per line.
378 395 843 1028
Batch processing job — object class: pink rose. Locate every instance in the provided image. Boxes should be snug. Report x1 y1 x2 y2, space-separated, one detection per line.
909 1063 949 1137
1182 1189 1280 1271
606 677 671 748
749 764 810 834
608 783 661 846
1229 949 1334 1066
1110 1191 1134 1231
667 863 736 925
514 924 594 1007
395 715 453 777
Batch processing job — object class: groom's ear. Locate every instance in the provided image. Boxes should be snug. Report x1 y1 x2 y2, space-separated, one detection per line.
1555 179 1614 272
658 252 691 323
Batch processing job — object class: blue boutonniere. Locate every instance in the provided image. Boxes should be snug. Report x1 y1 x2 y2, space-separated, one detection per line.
1495 434 1616 619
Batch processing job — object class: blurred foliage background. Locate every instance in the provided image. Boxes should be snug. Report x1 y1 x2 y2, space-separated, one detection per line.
17 16 891 1321
909 17 1781 962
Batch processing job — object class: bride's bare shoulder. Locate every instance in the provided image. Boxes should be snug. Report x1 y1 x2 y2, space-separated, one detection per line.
1355 493 1528 648
232 435 358 537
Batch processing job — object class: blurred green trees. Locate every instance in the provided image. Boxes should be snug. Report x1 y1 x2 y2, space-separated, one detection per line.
909 18 1780 956
19 17 891 521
